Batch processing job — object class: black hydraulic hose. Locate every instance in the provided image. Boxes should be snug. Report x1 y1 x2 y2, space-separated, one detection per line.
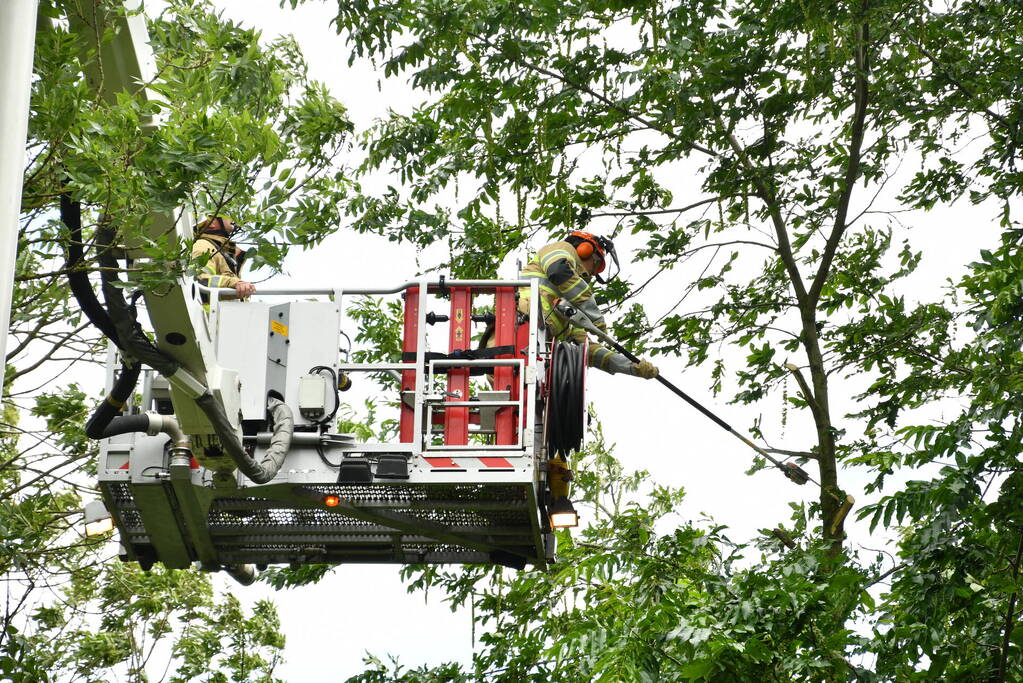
546 341 585 458
94 222 178 376
61 195 149 441
85 360 142 439
61 194 121 346
90 414 150 439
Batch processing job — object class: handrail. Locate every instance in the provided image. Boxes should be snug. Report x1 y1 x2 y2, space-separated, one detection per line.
196 279 532 297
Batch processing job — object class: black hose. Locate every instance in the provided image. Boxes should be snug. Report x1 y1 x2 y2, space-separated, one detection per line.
61 194 122 346
85 361 142 439
94 222 178 376
90 414 151 439
61 196 152 441
546 341 586 459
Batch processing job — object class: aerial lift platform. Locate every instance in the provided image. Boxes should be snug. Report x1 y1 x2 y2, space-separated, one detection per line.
16 0 585 580
93 275 572 578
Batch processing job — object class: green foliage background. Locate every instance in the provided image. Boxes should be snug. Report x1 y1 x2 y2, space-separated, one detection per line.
6 0 1023 680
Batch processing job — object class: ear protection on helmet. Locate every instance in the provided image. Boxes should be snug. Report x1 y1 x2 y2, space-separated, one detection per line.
568 231 603 268
568 231 622 283
576 239 596 260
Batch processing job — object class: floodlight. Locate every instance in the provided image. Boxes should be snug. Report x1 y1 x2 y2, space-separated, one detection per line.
84 500 114 537
548 498 579 529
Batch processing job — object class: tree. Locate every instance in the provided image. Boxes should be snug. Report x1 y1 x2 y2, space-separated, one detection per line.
298 0 953 555
3 0 352 678
281 0 1023 678
341 427 876 682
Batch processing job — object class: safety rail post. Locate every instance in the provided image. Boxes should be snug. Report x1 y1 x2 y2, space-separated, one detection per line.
399 286 419 443
494 287 518 445
444 286 472 445
526 280 541 457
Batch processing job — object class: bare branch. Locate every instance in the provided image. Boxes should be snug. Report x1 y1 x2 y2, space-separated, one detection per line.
809 21 871 304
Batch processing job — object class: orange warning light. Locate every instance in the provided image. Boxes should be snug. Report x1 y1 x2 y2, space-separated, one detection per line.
323 495 341 507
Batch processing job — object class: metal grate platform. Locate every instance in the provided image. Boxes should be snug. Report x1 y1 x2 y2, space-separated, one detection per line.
101 476 545 569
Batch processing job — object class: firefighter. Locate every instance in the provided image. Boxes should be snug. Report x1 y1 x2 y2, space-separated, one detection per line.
520 231 658 378
191 215 255 298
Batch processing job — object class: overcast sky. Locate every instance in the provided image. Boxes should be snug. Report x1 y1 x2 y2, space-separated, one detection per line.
184 1 1015 679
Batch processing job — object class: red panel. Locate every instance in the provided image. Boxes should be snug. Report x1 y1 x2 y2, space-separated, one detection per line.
424 456 460 469
444 287 472 445
479 456 513 469
494 287 518 445
399 286 419 443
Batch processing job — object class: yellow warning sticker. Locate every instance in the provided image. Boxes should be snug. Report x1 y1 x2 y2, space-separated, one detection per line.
270 320 289 337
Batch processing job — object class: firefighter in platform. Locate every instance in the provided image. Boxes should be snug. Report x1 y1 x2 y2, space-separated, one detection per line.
191 215 255 298
521 231 658 379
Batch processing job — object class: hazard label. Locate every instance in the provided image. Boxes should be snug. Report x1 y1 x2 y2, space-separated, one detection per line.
270 320 289 337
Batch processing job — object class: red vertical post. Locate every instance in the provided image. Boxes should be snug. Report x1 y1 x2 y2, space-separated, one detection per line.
444 287 472 445
399 286 419 443
494 286 518 445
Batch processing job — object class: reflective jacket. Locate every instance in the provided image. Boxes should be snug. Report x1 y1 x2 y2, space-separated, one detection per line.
520 241 632 375
191 233 241 291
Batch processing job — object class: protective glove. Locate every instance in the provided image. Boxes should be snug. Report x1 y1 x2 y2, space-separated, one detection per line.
630 359 659 379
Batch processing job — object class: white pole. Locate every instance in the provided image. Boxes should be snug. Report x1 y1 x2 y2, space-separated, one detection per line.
0 0 39 397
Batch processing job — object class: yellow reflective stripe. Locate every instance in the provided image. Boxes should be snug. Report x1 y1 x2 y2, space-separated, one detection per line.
591 345 614 369
560 276 590 303
538 248 575 271
538 283 560 298
520 272 562 299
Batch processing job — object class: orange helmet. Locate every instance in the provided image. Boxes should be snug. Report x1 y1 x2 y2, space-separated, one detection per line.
567 231 619 280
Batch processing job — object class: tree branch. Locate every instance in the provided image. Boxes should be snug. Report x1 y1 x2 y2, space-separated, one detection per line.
589 196 723 218
471 32 717 158
715 117 810 306
995 530 1023 682
809 21 871 304
14 265 140 283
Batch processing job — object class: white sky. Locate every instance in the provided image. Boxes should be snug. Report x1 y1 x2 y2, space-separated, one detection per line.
169 0 1013 678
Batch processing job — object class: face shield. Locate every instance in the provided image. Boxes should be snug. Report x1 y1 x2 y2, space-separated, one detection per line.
592 236 620 284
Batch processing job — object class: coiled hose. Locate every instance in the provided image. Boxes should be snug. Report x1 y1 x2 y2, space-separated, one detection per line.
546 341 586 459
